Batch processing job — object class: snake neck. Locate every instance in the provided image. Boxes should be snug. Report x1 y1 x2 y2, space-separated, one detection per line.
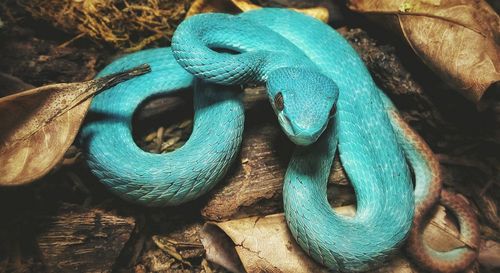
171 12 318 85
172 13 339 146
241 9 415 272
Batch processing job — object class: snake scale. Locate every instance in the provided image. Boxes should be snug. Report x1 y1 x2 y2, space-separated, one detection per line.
80 8 480 273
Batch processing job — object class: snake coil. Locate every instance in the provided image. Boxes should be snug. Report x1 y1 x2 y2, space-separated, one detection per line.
81 8 480 272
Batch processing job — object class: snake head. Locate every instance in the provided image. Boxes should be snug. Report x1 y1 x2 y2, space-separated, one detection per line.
267 67 339 146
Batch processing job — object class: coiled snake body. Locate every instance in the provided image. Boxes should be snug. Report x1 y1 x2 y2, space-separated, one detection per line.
80 8 479 272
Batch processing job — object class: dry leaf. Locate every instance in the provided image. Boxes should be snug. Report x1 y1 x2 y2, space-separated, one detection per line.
347 0 500 103
478 240 500 270
424 205 468 251
201 214 329 273
187 0 330 22
201 204 483 273
0 64 150 186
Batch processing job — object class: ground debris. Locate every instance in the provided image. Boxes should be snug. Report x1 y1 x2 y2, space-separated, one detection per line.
0 24 100 85
0 64 150 186
17 0 190 51
37 204 135 273
0 1 498 272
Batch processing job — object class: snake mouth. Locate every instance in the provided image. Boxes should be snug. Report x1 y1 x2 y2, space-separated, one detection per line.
278 113 324 146
288 134 319 146
289 127 324 146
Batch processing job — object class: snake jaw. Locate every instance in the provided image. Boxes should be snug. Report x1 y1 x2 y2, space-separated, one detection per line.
290 131 322 146
279 112 326 146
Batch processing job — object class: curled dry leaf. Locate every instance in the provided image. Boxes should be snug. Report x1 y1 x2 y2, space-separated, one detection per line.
187 0 330 22
347 0 500 103
478 240 500 270
200 204 483 272
201 207 354 273
0 64 150 186
200 213 329 273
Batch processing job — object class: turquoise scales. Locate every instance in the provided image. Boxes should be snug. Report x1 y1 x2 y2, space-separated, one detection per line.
80 8 479 273
172 10 412 271
80 49 246 206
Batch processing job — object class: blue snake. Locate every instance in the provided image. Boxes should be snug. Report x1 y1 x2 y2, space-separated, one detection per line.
80 8 479 272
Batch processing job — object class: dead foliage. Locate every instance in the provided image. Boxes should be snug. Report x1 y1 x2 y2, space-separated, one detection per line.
347 0 500 103
187 0 329 22
0 64 150 186
18 0 190 51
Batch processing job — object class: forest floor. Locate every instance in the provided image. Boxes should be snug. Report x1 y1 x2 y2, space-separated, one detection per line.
0 1 499 273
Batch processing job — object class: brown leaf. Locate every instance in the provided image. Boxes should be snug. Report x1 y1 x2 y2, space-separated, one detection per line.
200 207 419 273
347 0 500 103
201 214 329 273
478 240 500 270
187 0 330 22
0 64 151 186
424 205 468 251
201 204 484 272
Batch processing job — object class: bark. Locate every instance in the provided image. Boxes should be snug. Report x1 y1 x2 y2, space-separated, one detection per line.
36 204 135 273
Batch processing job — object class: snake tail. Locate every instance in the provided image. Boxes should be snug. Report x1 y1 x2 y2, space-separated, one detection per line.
381 93 480 273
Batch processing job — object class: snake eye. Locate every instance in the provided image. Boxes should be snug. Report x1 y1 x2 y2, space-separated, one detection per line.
274 92 284 111
329 105 337 117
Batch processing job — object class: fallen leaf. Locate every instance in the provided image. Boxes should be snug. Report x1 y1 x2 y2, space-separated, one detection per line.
424 205 466 251
186 0 330 22
201 203 484 272
478 240 500 270
0 64 150 186
200 206 414 273
347 0 500 103
201 214 329 273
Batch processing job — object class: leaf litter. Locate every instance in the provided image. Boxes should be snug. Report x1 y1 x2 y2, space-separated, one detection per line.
0 64 150 185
